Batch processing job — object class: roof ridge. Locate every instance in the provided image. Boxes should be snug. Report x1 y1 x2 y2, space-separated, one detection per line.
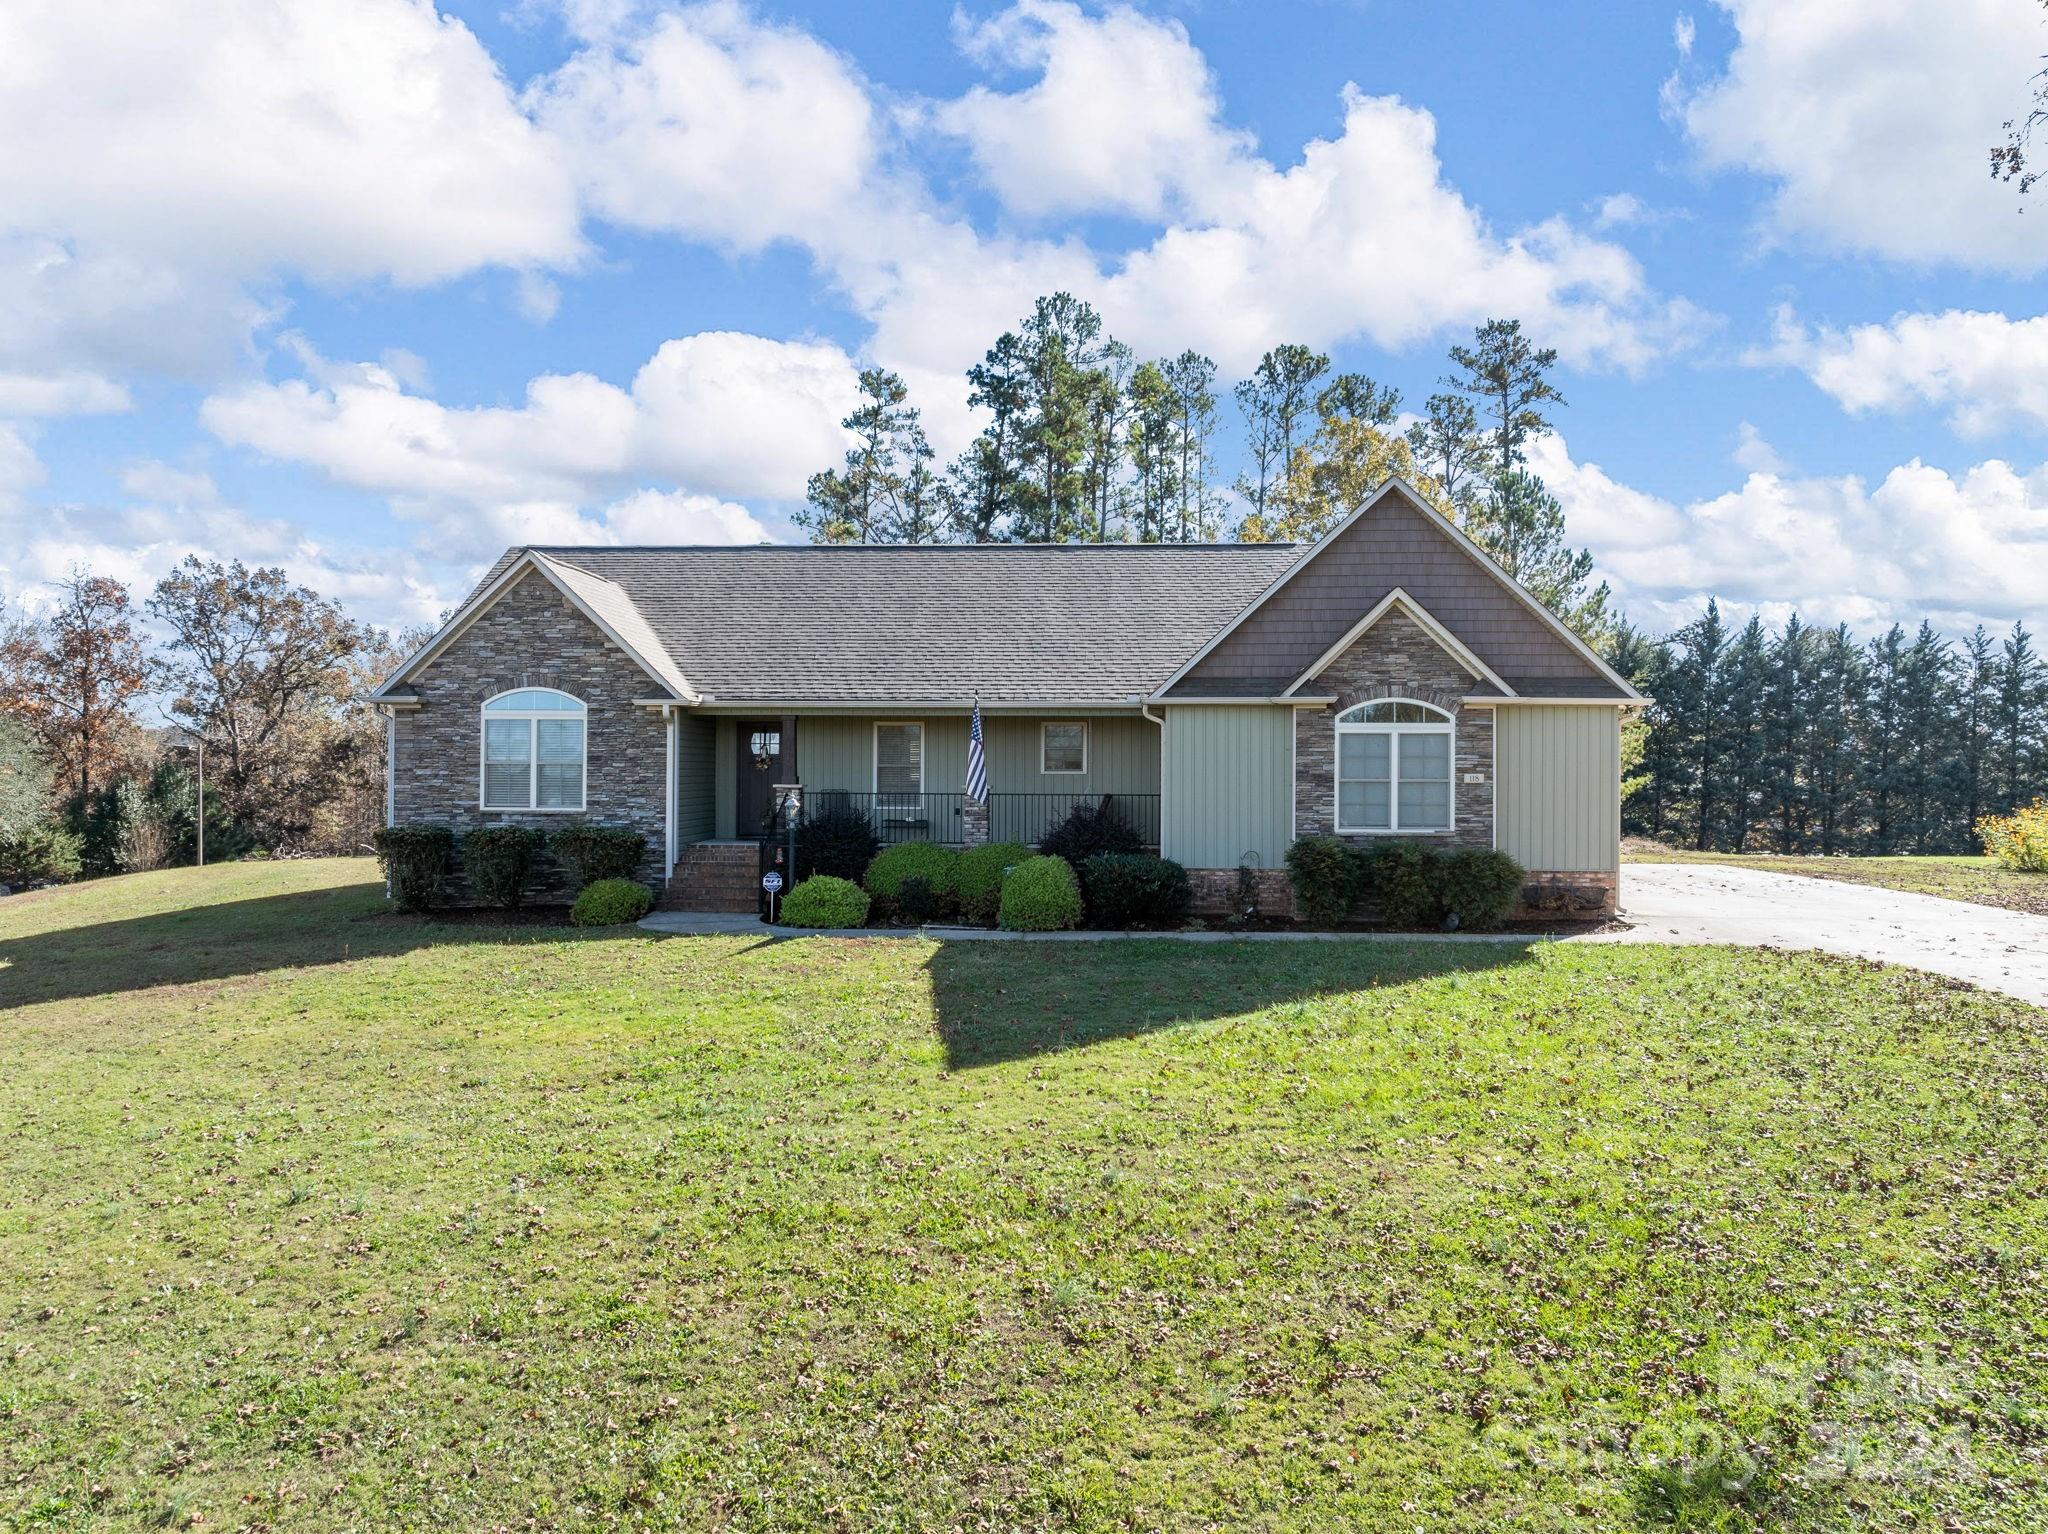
517 541 1300 553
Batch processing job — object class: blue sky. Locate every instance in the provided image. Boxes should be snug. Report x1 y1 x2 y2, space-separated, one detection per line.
1 0 2044 641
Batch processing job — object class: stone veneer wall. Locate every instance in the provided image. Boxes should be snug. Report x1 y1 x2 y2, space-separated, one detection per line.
393 571 668 898
1292 608 1493 853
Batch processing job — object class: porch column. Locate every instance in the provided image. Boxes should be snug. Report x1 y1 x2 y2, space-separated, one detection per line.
663 707 678 874
962 796 989 847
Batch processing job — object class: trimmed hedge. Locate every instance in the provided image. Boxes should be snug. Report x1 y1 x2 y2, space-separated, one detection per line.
779 874 871 929
796 803 881 883
1440 848 1523 931
954 841 1031 925
864 841 959 918
463 825 544 909
373 824 453 912
1283 834 1527 930
1284 835 1359 926
549 824 647 892
1038 800 1142 864
571 877 652 926
998 855 1082 932
1365 840 1444 929
1079 852 1191 929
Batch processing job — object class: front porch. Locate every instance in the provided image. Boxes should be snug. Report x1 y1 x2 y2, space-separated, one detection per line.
660 707 1162 910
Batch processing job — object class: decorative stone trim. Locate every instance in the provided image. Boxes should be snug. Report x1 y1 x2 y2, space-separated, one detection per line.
1292 608 1493 852
391 570 668 901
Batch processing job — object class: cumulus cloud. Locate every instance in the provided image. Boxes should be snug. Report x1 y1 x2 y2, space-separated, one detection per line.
199 332 852 558
1529 434 2048 636
1674 0 2048 271
1761 307 2048 437
0 369 130 417
1731 420 1787 474
0 0 583 381
935 0 1256 221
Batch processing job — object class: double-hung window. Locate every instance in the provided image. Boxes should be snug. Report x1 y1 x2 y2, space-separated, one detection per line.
1335 699 1452 833
1041 721 1087 774
874 721 924 812
481 689 587 812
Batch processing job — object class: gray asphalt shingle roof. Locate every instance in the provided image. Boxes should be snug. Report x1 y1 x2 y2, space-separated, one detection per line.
476 543 1306 703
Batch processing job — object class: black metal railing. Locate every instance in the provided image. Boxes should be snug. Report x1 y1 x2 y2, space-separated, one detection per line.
801 790 967 845
987 792 1159 849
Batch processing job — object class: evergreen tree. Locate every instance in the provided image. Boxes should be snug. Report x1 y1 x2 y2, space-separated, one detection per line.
1719 615 1771 850
1957 626 1999 835
1861 626 1910 853
1896 622 1958 852
1995 622 2044 812
949 332 1031 541
1758 614 1813 851
1162 350 1222 541
1664 601 1730 851
1126 359 1181 543
1806 625 1864 855
1403 393 1486 514
1232 344 1328 525
797 368 917 544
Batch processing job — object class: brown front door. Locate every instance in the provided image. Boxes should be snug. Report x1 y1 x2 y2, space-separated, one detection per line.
735 720 783 835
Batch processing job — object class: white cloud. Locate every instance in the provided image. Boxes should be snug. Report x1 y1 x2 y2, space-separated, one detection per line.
531 0 880 254
0 369 130 417
1530 434 2048 635
1762 307 2048 437
936 0 1256 221
199 332 856 558
1675 0 2048 271
1674 14 1696 57
0 0 583 382
1731 420 1787 473
118 461 219 506
602 487 767 544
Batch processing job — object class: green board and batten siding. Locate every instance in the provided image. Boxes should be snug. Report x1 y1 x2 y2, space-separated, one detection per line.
796 715 1158 798
676 714 717 844
1159 706 1293 869
1494 705 1620 875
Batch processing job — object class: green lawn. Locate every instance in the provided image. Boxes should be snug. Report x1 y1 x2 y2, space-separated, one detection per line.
3 861 2047 1532
1624 849 2048 918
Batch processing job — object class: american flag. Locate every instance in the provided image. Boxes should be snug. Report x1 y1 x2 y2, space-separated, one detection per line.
965 698 989 803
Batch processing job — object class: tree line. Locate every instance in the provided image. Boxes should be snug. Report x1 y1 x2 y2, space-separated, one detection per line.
1615 606 2047 855
0 560 408 883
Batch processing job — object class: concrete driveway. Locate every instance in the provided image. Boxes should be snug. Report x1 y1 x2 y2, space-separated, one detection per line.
1596 862 2048 1007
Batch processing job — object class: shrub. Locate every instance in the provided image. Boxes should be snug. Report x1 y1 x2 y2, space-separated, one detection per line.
462 825 544 909
954 841 1031 925
1978 800 2048 873
548 824 646 892
896 874 945 925
797 802 881 883
1038 799 1142 864
779 874 870 928
1079 853 1192 929
864 841 959 918
0 820 83 886
998 855 1083 931
372 824 453 912
1364 840 1445 928
1284 835 1359 926
1440 848 1524 931
572 877 652 926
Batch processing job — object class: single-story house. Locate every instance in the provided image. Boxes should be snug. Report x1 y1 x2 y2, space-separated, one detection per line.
369 477 1644 916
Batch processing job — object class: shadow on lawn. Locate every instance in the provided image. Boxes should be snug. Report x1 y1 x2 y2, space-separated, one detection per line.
0 879 638 1009
924 936 1543 1070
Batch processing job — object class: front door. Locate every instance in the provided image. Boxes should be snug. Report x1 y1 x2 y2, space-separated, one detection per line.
736 720 783 835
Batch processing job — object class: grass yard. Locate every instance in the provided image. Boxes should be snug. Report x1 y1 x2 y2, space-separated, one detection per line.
3 861 2047 1532
1624 848 2048 918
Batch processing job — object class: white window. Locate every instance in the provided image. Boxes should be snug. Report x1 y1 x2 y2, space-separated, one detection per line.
1041 721 1087 774
1335 699 1452 833
480 688 587 812
874 721 924 804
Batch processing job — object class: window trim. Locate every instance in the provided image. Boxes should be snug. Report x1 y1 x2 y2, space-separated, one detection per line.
1333 698 1454 835
872 719 925 799
1040 720 1088 776
478 687 588 814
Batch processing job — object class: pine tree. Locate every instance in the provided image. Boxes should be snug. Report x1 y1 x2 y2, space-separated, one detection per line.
1665 601 1729 851
1759 614 1813 851
1861 626 1910 853
1995 622 2045 812
797 368 917 544
1957 626 1999 835
1231 344 1328 526
1806 624 1864 855
1719 616 1770 850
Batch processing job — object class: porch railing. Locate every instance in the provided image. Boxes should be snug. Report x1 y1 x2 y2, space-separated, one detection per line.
988 792 1160 850
793 789 1159 850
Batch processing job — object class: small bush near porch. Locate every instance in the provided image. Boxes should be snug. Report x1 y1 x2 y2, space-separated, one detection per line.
4 860 2047 1531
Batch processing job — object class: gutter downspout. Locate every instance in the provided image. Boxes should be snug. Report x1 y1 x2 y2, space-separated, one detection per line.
1139 699 1167 861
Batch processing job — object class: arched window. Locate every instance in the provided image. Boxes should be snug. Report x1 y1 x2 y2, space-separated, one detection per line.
1335 698 1452 833
481 688 586 811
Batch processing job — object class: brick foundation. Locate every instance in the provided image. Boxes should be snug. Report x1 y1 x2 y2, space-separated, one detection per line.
1514 869 1618 920
1187 867 1296 922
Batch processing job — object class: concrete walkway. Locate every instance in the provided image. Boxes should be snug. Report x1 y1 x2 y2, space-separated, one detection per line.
637 866 2048 1007
1596 862 2048 1007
